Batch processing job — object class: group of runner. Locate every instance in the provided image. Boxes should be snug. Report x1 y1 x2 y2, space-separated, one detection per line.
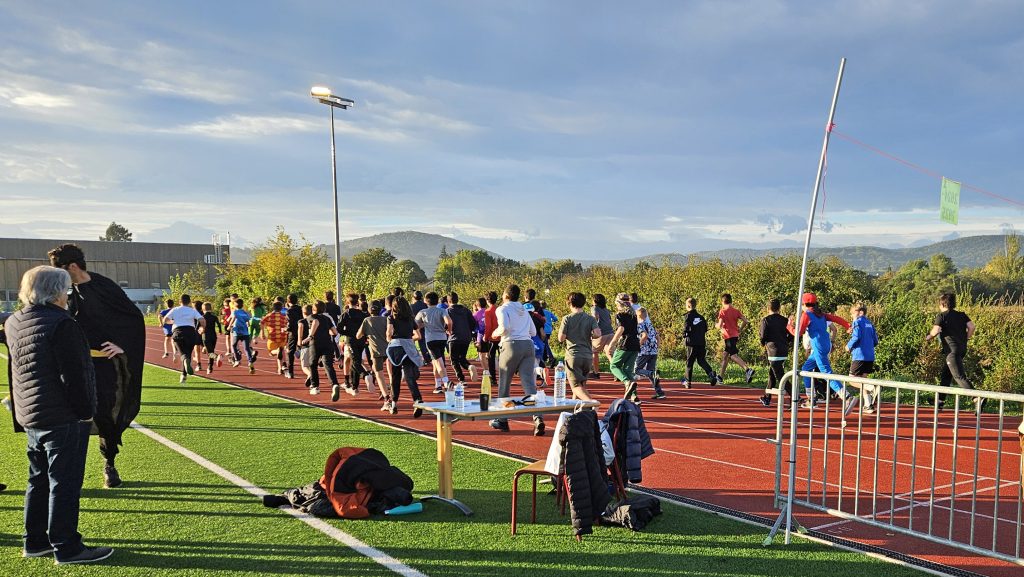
158 283 983 425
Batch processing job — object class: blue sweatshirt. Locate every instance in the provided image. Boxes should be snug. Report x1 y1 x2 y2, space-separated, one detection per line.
846 315 878 361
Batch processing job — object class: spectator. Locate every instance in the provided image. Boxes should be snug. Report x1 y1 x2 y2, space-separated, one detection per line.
5 266 114 564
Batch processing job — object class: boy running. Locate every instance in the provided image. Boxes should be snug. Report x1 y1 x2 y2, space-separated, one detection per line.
261 301 289 375
717 293 755 383
636 306 666 399
682 297 719 387
159 298 176 359
846 302 880 412
557 292 600 401
356 300 391 406
758 299 792 407
226 298 258 374
415 292 452 394
200 302 223 374
796 292 853 413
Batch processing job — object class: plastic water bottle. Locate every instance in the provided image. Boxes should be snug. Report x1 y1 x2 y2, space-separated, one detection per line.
454 381 465 411
553 361 567 403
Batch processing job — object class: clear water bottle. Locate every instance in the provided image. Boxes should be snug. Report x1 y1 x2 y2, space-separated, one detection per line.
553 361 567 403
454 381 465 411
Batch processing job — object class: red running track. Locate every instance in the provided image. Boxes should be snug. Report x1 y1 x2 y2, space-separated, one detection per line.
144 328 1023 576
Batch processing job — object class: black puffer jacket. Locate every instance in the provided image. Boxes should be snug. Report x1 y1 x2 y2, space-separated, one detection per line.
6 304 96 431
559 410 611 537
605 399 654 483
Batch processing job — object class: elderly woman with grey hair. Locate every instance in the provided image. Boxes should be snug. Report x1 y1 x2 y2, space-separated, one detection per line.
4 266 113 564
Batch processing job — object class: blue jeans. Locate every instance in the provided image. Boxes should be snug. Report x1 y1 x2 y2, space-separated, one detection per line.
24 421 92 558
231 334 255 363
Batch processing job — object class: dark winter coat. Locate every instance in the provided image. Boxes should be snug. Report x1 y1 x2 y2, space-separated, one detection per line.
559 410 611 537
6 304 96 431
604 398 654 483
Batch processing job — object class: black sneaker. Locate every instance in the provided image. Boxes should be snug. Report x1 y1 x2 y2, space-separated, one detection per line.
103 465 122 489
533 419 545 436
23 546 54 558
759 394 771 407
744 368 755 383
331 384 340 402
651 391 667 400
489 419 510 432
413 406 423 419
55 546 114 565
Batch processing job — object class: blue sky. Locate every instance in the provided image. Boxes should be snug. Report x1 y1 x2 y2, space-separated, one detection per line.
1 1 1022 260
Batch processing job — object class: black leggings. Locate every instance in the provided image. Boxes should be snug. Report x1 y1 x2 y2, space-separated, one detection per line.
767 359 797 397
347 341 366 386
449 340 470 382
685 345 716 382
172 327 198 374
388 357 422 403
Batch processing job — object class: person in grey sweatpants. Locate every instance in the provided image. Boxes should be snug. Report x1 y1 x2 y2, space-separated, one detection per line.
489 284 545 436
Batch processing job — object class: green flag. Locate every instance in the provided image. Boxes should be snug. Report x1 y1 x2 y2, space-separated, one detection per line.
940 177 960 225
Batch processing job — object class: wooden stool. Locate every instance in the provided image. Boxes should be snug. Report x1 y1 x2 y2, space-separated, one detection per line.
511 460 564 535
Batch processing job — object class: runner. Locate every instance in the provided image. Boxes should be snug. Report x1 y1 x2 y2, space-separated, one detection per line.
717 293 755 384
409 290 429 360
324 291 342 325
540 300 558 369
385 296 425 417
200 302 223 374
557 292 600 401
295 304 314 384
249 297 266 345
681 297 719 387
225 298 258 374
159 298 175 359
636 306 666 399
356 299 391 407
220 298 233 358
192 300 205 367
304 302 341 399
260 301 289 375
472 296 488 381
285 293 303 379
846 302 880 413
925 293 980 412
483 291 500 378
758 299 793 407
161 294 206 383
525 301 547 386
606 293 642 404
490 284 544 435
796 292 854 413
446 292 476 385
48 244 146 489
338 293 368 395
415 292 452 394
590 293 613 379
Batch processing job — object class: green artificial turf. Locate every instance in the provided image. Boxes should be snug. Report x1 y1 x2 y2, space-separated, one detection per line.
0 359 920 576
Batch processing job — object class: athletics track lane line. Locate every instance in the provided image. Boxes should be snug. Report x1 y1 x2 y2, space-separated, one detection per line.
128 421 428 577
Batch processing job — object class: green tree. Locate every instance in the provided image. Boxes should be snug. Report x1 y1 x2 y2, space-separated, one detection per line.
351 248 397 271
99 221 132 242
216 227 330 302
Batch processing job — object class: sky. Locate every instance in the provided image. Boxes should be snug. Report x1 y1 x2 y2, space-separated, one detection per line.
1 1 1023 261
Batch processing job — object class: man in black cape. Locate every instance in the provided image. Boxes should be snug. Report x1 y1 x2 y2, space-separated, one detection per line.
49 244 145 488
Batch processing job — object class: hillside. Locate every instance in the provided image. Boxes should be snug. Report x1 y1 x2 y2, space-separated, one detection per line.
582 235 1009 274
230 231 500 276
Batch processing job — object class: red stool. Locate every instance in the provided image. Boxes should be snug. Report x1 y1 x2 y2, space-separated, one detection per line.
511 460 564 535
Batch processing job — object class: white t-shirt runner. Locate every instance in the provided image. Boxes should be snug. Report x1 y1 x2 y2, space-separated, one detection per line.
164 306 203 330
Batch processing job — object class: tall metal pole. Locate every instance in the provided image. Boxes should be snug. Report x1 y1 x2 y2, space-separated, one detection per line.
330 106 342 298
784 57 846 544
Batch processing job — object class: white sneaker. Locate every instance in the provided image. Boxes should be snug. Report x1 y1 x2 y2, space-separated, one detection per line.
469 365 478 381
162 353 168 359
365 374 374 392
309 387 320 395
346 385 358 397
179 374 186 383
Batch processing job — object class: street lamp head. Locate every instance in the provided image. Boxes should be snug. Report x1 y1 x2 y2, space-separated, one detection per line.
310 86 355 109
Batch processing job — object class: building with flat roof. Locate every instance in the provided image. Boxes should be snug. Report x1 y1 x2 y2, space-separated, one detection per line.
0 238 229 311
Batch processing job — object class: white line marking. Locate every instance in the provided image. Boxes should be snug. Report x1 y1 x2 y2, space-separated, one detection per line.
130 422 428 577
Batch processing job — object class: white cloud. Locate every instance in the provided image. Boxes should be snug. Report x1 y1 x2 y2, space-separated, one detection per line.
161 113 411 142
0 148 116 190
623 229 672 243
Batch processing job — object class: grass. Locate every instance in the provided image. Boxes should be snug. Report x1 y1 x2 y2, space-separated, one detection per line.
0 359 921 576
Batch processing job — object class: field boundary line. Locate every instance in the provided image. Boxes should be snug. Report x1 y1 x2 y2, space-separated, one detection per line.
129 421 428 577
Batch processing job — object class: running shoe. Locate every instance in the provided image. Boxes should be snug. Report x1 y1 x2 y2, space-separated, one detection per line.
22 546 54 558
185 360 194 376
800 398 817 409
380 400 391 412
489 419 510 432
469 365 477 382
843 394 859 417
413 406 423 419
715 375 725 386
346 385 358 397
744 368 755 383
309 387 320 396
231 361 239 368
179 374 186 384
389 402 398 415
861 405 876 415
248 365 255 375
365 374 374 392
432 383 444 394
759 394 772 407
679 379 690 389
331 384 340 402
161 353 168 359
284 370 293 379
206 369 211 375
533 419 545 436
651 391 667 400
55 546 114 565
1 396 11 412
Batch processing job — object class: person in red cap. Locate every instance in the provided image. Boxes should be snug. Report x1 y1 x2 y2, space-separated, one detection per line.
796 292 854 413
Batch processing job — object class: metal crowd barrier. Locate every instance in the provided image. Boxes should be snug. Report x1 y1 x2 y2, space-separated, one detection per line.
767 370 1024 566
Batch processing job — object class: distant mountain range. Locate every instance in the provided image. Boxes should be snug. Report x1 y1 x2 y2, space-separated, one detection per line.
229 231 1009 277
579 235 1010 274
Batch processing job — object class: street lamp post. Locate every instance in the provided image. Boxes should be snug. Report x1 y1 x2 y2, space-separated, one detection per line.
310 86 355 298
